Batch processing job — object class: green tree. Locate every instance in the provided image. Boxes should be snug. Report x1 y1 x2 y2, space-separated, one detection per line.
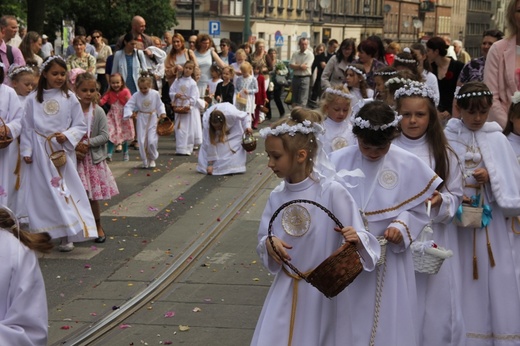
43 0 177 43
9 0 176 43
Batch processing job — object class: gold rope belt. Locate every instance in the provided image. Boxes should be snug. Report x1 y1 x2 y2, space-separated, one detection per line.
282 266 312 346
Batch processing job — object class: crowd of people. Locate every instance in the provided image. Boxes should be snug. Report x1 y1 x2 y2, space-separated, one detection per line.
0 1 520 343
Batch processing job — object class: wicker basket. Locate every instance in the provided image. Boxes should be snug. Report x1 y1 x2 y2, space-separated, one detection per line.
157 118 174 136
0 117 13 149
173 105 190 114
46 134 67 168
241 132 257 152
236 93 248 105
268 199 363 298
259 104 269 113
412 243 453 275
75 141 89 161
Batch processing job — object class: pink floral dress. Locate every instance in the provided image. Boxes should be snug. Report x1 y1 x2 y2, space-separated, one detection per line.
100 89 135 144
77 109 119 201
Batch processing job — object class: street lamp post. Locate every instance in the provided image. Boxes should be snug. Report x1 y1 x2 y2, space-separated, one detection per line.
363 0 370 39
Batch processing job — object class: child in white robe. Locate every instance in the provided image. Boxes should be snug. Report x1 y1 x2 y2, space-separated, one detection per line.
196 102 252 175
393 83 466 346
344 64 374 108
8 64 38 224
252 108 380 346
20 56 97 252
169 61 200 155
124 72 166 168
445 82 520 344
0 64 24 219
330 100 443 346
0 207 52 346
318 85 357 155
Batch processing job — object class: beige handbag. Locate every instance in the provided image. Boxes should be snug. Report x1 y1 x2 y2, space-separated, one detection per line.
454 187 483 228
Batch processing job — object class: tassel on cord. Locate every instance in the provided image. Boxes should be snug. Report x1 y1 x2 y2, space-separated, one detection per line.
14 140 21 190
485 227 496 267
473 229 478 280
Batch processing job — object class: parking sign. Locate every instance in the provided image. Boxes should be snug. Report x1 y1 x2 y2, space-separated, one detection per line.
209 21 220 36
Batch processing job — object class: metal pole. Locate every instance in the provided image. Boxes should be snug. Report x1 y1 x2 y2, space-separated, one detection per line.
243 0 252 43
191 0 195 35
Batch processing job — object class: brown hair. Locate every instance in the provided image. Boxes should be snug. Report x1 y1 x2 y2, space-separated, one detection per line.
268 108 322 177
392 50 423 82
37 57 70 103
345 63 370 98
395 88 451 188
0 208 53 253
75 72 99 104
352 101 398 146
455 81 493 112
209 110 230 145
504 98 520 135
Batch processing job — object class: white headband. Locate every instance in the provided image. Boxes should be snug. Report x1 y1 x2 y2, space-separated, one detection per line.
40 56 65 72
454 90 493 99
374 70 397 76
324 87 354 99
351 111 402 131
346 65 366 79
394 55 417 64
394 83 439 105
384 77 418 87
7 65 34 79
259 119 324 138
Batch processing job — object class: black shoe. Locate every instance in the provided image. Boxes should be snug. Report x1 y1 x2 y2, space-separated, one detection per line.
94 235 106 243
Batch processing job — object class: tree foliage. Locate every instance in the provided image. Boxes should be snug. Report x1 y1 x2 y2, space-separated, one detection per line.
15 0 177 43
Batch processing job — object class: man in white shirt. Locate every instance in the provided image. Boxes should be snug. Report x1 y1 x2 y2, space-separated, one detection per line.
40 34 54 58
289 37 314 107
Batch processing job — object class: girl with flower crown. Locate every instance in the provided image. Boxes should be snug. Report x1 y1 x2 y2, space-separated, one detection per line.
445 81 520 344
318 85 357 154
330 100 442 346
20 56 97 251
373 66 397 102
252 107 380 346
393 83 465 346
344 63 374 109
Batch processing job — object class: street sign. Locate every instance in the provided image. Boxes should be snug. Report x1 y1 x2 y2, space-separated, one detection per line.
275 31 283 47
209 21 220 36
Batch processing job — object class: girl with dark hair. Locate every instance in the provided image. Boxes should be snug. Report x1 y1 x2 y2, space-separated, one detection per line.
445 81 520 344
20 56 97 252
426 36 464 119
330 100 442 346
393 83 465 345
321 38 356 90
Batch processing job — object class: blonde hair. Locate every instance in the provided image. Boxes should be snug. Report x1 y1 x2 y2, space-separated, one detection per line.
209 110 230 145
240 61 253 75
319 85 352 116
268 108 323 177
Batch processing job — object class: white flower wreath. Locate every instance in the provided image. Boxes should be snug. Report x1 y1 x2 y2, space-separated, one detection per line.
394 83 439 105
259 120 325 138
40 56 66 72
351 112 402 131
324 88 354 99
512 91 520 105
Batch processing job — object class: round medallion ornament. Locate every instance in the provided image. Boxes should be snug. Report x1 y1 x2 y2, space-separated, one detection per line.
142 99 152 110
43 99 60 115
378 169 398 189
331 137 348 151
282 204 311 237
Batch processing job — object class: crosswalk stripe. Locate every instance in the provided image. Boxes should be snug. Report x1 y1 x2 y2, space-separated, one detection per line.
102 162 205 218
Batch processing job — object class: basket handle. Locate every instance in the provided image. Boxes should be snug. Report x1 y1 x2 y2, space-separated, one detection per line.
45 134 59 158
267 199 345 282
